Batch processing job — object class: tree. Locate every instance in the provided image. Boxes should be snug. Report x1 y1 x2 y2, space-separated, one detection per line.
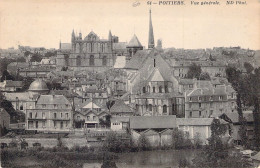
244 62 254 74
21 77 34 91
187 63 202 79
137 133 150 151
99 115 111 128
199 72 211 80
1 70 15 81
103 131 122 153
30 53 42 62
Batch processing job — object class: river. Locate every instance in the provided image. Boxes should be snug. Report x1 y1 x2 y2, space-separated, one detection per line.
83 149 199 168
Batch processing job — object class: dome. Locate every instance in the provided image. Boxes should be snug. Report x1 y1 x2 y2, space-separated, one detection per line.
28 79 49 92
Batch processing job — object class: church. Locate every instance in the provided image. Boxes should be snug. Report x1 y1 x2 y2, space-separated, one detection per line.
56 30 119 72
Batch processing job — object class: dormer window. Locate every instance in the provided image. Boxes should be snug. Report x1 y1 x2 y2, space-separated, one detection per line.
219 96 223 100
189 97 192 101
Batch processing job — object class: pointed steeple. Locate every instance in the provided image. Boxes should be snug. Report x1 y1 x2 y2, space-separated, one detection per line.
59 39 61 49
108 30 112 41
148 9 154 49
71 29 75 42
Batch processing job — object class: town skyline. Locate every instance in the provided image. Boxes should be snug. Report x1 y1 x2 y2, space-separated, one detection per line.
0 0 259 50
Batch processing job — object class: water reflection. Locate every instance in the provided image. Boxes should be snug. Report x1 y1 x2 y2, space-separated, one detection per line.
83 149 198 168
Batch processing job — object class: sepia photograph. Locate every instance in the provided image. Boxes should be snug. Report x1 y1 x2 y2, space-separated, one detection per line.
0 0 259 167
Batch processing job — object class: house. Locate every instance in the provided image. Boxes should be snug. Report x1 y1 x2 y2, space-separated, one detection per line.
160 129 173 146
176 118 230 145
3 79 50 113
0 80 24 92
74 100 109 129
25 94 73 133
129 115 177 146
0 108 10 136
185 84 237 118
110 117 129 131
219 111 254 145
109 99 134 117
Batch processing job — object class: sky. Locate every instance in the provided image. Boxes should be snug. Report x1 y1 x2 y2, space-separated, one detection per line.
0 0 259 50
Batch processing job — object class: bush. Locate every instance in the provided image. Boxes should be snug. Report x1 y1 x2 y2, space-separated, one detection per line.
172 129 193 149
137 133 151 151
193 133 202 149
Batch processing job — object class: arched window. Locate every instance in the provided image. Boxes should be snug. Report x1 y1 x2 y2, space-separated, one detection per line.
143 87 146 93
90 55 95 66
159 86 162 93
153 87 156 93
90 43 94 52
147 86 150 93
64 55 69 66
163 105 167 114
102 56 107 66
76 55 81 66
172 104 176 115
148 104 152 111
165 85 168 93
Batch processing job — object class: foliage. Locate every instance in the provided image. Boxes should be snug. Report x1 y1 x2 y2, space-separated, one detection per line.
193 132 202 149
137 133 150 151
226 66 260 148
244 62 254 74
30 53 42 62
44 51 57 57
21 77 34 91
199 72 211 80
178 158 190 168
1 70 15 81
99 115 111 128
74 119 85 128
102 131 125 153
172 128 193 149
187 63 202 79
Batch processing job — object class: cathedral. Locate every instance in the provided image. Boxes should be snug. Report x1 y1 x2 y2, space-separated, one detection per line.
56 9 155 72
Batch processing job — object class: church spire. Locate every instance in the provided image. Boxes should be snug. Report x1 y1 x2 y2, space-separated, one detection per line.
148 9 154 49
108 30 112 41
71 29 75 42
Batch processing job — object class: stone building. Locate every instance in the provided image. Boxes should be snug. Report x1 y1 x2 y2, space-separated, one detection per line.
185 84 237 118
56 30 118 72
25 94 73 132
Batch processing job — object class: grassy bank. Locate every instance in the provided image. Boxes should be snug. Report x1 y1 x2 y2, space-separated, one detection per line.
1 146 118 168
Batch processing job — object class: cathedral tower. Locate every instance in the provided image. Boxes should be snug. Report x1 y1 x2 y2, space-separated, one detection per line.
148 9 155 49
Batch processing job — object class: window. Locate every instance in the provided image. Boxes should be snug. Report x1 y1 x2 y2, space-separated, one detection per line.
153 87 156 93
54 121 56 127
219 96 223 100
210 102 213 108
147 86 150 93
76 55 81 66
54 104 57 108
77 116 80 120
29 113 32 119
93 116 96 121
90 55 95 66
42 112 45 118
199 97 202 101
36 121 38 129
163 105 167 114
64 55 69 66
210 110 213 116
42 104 46 108
54 113 57 119
102 56 107 66
60 122 63 129
35 113 37 118
148 104 152 111
210 96 213 101
189 103 192 108
154 59 156 67
172 104 176 115
159 86 162 93
143 87 146 93
66 121 69 127
199 103 201 108
189 97 192 101
199 111 201 117
42 121 45 127
190 111 192 117
165 86 168 93
60 113 63 118
20 105 23 111
87 116 90 120
65 113 69 119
